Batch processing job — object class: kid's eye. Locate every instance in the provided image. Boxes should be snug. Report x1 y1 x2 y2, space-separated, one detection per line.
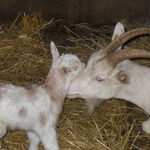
63 67 71 74
73 66 78 71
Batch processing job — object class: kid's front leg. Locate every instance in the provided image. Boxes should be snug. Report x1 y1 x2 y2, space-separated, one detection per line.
37 126 59 150
27 131 40 150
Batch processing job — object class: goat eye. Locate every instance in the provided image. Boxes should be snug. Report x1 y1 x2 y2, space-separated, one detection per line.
95 76 103 82
63 67 71 74
73 66 78 71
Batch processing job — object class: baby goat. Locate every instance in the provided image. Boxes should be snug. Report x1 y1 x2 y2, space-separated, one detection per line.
67 26 150 134
0 41 84 150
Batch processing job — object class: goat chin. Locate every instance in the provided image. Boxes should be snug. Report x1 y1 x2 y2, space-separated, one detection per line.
142 119 150 134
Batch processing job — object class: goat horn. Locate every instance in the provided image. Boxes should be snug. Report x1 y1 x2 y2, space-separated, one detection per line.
102 28 150 55
105 49 150 67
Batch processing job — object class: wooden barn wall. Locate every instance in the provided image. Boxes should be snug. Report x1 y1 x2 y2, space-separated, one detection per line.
0 0 150 25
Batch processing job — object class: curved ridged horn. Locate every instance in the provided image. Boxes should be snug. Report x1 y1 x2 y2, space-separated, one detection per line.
105 49 150 67
102 28 150 55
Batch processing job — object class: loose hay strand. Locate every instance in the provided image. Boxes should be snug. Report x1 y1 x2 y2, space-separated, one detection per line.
121 121 135 150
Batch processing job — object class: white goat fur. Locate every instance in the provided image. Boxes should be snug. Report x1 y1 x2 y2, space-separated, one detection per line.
0 41 84 150
67 23 150 134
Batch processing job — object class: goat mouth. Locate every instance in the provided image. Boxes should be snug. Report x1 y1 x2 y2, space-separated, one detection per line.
67 93 80 98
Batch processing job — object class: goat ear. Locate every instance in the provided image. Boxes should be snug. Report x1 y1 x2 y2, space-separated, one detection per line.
50 41 60 60
111 22 125 50
116 70 130 84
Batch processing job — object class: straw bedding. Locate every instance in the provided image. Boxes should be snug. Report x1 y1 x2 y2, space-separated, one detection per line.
0 13 150 150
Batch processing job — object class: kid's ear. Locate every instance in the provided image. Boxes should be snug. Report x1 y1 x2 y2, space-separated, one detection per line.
50 41 60 60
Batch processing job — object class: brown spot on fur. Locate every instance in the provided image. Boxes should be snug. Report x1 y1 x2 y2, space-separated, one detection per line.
39 112 47 127
44 83 66 103
44 69 67 103
24 86 37 101
18 107 27 117
116 71 130 84
44 68 67 117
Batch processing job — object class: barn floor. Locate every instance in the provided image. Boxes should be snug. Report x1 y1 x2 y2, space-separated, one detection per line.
0 13 150 150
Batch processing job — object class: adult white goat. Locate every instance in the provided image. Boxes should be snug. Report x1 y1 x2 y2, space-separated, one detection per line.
0 41 84 150
67 25 150 134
